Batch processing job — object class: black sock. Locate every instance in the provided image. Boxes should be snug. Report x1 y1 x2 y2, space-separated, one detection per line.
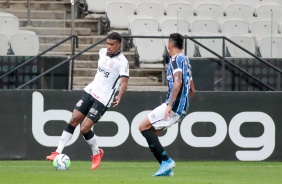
82 130 94 140
64 124 75 134
141 129 169 163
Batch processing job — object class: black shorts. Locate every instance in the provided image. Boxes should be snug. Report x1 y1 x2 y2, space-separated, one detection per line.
75 91 108 123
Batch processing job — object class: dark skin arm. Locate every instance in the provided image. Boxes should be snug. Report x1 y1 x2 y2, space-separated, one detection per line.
112 77 128 107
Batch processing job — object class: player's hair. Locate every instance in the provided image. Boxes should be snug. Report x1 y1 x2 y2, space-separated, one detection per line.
169 33 184 50
107 32 122 43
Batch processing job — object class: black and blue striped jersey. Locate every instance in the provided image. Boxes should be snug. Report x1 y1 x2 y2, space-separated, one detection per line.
165 53 192 115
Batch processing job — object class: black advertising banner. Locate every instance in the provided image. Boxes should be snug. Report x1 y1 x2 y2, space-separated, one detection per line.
0 90 281 161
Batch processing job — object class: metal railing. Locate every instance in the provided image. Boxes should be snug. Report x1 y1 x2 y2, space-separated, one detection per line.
122 35 282 91
16 36 107 89
0 35 79 89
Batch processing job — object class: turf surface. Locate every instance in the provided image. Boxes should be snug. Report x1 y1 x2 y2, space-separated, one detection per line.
0 161 281 184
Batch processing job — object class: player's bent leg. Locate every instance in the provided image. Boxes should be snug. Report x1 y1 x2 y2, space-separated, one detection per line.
91 148 104 170
46 152 59 161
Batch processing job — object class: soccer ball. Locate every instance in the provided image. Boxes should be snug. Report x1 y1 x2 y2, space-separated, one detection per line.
53 154 71 170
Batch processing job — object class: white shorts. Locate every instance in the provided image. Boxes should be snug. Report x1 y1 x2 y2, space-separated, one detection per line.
148 103 180 130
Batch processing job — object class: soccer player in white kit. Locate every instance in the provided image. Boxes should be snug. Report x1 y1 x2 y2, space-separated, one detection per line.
46 32 129 170
139 33 195 176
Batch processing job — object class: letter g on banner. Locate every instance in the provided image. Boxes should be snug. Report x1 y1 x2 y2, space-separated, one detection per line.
229 112 275 161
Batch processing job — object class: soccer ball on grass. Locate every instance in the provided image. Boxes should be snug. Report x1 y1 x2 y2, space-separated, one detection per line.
53 154 71 170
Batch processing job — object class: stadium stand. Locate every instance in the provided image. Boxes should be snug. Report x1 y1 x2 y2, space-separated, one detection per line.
1 0 282 90
85 0 106 18
164 0 194 19
255 2 282 21
128 15 159 35
0 33 9 55
135 0 165 19
219 17 249 34
158 16 190 35
0 12 19 34
105 0 135 33
10 30 39 56
256 34 282 58
194 0 225 20
188 16 219 33
249 18 279 35
223 1 254 21
194 32 223 57
225 33 256 58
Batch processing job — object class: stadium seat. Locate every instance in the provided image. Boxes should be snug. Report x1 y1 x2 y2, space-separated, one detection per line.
128 15 159 35
0 13 19 34
0 32 9 55
86 0 106 18
252 0 282 6
255 2 282 21
249 18 279 35
225 33 256 58
10 30 39 56
224 1 254 21
194 0 224 20
158 16 189 35
106 0 135 32
256 34 282 58
219 17 249 34
164 0 194 19
194 33 224 58
183 33 197 58
135 32 165 67
188 17 219 33
135 0 165 19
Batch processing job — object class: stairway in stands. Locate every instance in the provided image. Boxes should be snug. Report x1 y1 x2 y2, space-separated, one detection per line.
0 0 165 90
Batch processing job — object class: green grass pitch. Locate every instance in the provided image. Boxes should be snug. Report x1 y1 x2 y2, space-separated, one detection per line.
0 161 281 184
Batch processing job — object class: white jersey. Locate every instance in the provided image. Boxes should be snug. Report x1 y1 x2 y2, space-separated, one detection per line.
84 48 129 107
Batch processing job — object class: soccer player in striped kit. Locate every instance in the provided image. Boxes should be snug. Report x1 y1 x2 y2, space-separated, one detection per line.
139 33 195 176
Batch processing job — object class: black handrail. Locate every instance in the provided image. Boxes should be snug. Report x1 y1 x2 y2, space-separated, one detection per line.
0 35 78 89
0 35 79 82
187 37 275 91
16 37 107 89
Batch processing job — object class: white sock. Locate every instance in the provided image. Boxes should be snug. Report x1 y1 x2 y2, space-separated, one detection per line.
56 131 73 153
84 135 99 155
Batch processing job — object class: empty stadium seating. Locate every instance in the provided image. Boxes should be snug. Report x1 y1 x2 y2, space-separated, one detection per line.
86 0 106 18
158 16 189 35
10 30 39 56
164 0 194 19
0 13 19 34
225 33 256 58
135 32 165 68
194 0 225 20
106 0 135 32
135 0 165 19
256 34 282 58
219 17 249 34
0 33 9 55
224 1 254 21
194 33 224 58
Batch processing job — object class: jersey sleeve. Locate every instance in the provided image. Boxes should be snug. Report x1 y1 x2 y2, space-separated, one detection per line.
172 55 184 74
119 58 129 78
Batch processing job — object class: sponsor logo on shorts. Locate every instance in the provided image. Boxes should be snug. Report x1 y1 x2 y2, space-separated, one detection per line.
76 100 83 107
90 108 98 116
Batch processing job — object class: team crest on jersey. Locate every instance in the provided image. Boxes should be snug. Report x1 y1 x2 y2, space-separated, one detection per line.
76 100 83 107
108 60 115 69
